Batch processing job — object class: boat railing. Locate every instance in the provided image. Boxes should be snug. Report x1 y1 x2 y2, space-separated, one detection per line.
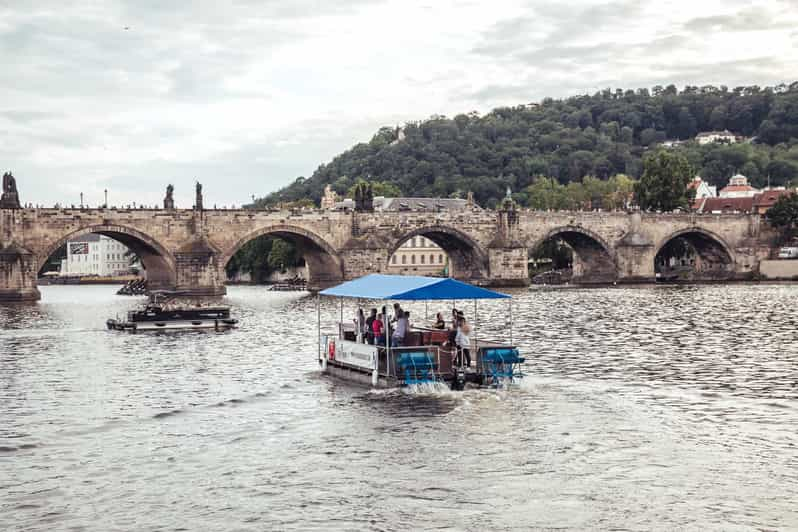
322 324 521 385
375 345 446 380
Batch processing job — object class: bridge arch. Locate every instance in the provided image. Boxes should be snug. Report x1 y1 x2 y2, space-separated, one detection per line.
654 227 734 281
388 225 489 280
220 224 344 288
529 225 618 283
37 224 177 289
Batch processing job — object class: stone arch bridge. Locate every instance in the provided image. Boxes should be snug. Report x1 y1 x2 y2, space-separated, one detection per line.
0 206 780 300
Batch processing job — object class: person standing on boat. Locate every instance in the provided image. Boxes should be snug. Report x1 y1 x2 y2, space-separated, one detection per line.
373 313 385 346
365 308 377 344
451 308 458 328
390 303 403 335
392 310 408 347
434 312 446 329
455 316 472 368
381 305 393 338
448 309 463 346
354 309 366 343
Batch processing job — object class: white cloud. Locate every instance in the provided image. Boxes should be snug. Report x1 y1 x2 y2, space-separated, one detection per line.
0 0 796 207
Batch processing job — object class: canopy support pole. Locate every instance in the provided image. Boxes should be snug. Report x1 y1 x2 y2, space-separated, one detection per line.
474 298 478 346
509 298 513 345
339 298 343 340
318 294 326 370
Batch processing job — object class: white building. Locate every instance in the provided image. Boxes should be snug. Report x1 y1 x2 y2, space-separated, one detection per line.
719 174 759 198
696 130 737 145
687 177 717 199
60 234 137 276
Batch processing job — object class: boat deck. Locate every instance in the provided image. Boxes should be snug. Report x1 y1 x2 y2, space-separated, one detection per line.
324 325 521 389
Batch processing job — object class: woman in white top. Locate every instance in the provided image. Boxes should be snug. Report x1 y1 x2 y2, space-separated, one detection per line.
392 310 409 347
455 317 471 367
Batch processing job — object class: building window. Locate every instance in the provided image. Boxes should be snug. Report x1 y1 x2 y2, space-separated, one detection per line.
420 255 425 264
411 255 415 264
439 254 443 263
401 255 406 264
392 255 397 264
430 254 435 263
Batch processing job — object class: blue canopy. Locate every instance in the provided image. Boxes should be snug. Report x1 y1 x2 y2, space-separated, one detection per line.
319 274 510 300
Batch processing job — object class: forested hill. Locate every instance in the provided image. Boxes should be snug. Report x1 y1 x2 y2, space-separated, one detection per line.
259 83 798 209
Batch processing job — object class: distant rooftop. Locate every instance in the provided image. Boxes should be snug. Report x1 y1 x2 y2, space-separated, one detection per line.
696 130 736 138
753 189 794 208
695 196 754 213
333 196 477 212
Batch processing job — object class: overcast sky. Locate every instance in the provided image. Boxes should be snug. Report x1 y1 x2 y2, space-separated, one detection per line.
1 0 796 208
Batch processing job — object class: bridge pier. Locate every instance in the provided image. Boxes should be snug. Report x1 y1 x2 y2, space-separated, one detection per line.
487 247 529 286
339 247 389 283
615 244 656 283
0 244 41 301
613 214 657 283
174 238 226 297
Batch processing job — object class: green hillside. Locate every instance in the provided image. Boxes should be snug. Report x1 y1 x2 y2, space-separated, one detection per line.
257 83 798 209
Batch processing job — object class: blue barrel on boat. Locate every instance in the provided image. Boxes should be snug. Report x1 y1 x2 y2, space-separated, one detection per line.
397 352 435 369
482 348 524 364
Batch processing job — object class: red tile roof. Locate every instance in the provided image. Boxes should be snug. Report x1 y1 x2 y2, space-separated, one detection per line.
719 185 756 193
697 196 755 213
753 189 795 208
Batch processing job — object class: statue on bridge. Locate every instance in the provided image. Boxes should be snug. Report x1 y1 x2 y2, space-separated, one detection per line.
0 171 21 209
353 182 374 212
364 183 373 211
500 185 517 211
354 183 363 211
164 184 175 209
195 181 203 210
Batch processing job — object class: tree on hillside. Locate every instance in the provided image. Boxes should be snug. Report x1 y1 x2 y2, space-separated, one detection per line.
346 179 402 198
253 82 798 208
523 174 637 211
634 151 695 211
524 177 572 210
765 193 798 234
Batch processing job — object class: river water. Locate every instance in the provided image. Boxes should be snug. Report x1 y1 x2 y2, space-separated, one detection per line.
1 284 797 531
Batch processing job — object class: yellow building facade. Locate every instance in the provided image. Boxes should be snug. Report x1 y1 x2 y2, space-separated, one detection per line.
387 236 448 276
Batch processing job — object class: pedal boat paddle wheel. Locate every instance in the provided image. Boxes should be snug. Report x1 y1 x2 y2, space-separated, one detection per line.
317 274 524 389
106 290 238 332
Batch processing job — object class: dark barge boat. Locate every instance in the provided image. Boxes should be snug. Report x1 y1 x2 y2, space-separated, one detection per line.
106 291 238 332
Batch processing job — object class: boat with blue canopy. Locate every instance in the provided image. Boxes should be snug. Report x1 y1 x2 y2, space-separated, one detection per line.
316 274 524 389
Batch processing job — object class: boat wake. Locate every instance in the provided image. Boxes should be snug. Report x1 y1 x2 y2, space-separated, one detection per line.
367 381 459 399
401 381 455 395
